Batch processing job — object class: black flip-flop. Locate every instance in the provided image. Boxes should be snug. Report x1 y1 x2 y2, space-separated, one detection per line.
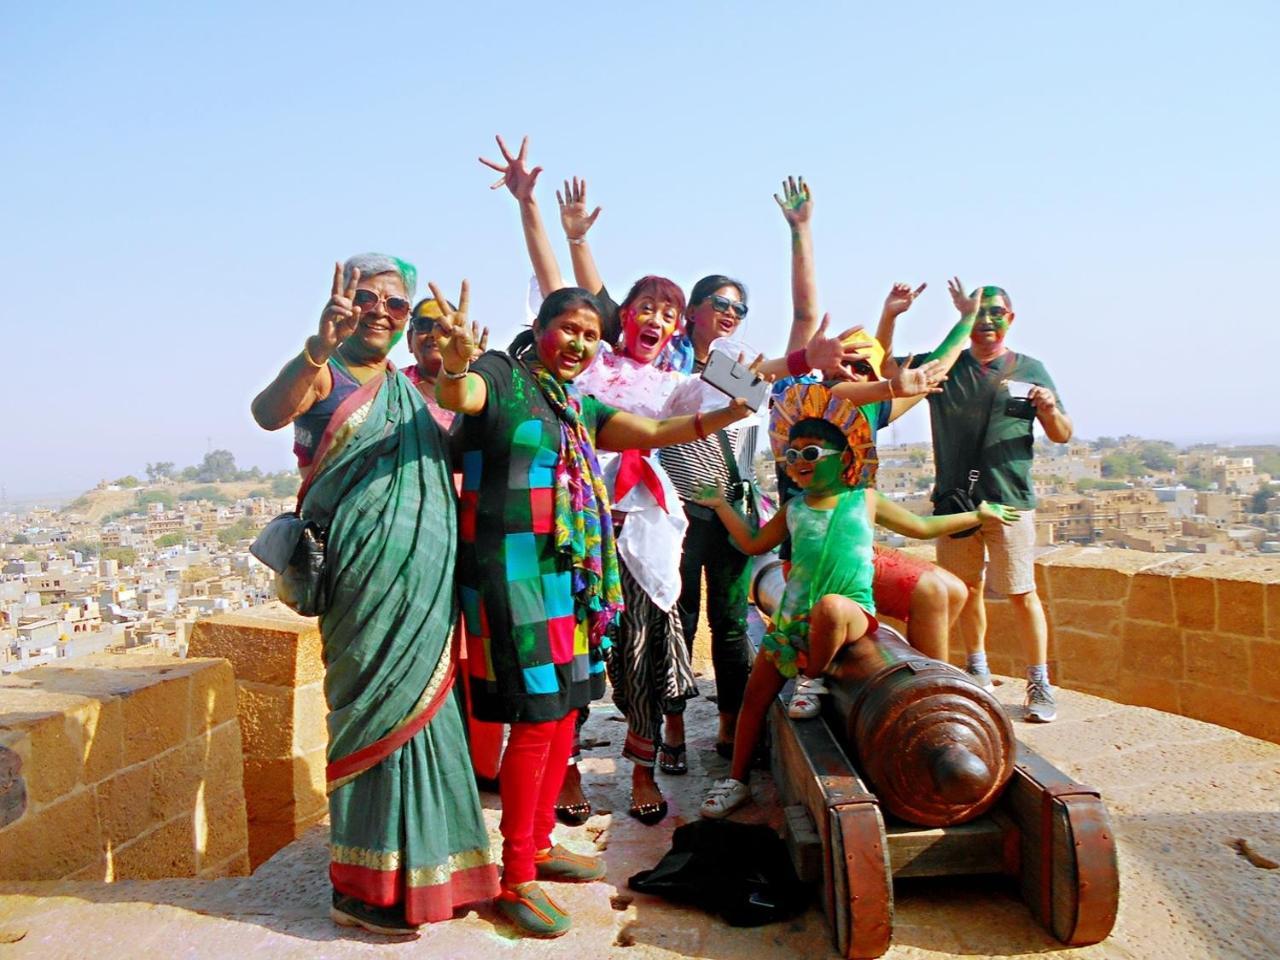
554 801 591 826
657 740 688 776
628 797 668 826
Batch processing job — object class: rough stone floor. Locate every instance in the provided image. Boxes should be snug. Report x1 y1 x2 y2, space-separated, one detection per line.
1 674 1277 959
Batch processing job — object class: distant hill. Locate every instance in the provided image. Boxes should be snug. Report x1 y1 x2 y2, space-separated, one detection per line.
65 480 289 524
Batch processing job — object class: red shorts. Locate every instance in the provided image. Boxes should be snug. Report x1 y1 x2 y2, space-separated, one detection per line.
871 545 934 621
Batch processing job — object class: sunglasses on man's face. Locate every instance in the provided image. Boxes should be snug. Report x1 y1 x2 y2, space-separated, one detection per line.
783 445 842 465
353 288 412 320
978 305 1009 319
707 294 748 319
410 315 443 334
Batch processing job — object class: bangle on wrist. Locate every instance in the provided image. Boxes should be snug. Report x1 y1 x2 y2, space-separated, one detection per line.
886 379 896 399
302 340 326 369
567 236 586 246
442 363 470 380
786 348 810 378
694 411 707 440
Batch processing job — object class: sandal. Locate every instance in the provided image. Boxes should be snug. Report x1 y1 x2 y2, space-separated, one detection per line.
554 801 591 826
628 796 669 826
657 740 688 776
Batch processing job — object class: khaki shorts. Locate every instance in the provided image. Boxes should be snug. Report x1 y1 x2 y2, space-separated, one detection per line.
934 509 1037 596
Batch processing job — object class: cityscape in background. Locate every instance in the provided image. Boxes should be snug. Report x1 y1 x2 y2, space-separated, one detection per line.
3 437 1277 675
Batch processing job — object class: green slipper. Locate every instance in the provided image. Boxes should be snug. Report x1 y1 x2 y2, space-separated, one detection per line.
496 882 572 937
534 843 606 882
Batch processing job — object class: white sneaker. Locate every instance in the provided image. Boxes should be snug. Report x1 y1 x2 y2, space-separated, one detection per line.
700 778 751 819
787 677 828 719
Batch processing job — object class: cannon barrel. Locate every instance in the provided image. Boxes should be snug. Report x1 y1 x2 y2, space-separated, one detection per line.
750 560 1016 827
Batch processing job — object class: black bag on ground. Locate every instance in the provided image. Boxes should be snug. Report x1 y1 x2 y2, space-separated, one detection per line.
628 820 808 926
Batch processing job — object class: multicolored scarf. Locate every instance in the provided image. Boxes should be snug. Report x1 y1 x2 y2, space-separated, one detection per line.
526 362 625 645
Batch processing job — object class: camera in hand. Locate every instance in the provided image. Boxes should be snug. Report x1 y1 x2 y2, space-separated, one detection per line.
1004 379 1038 420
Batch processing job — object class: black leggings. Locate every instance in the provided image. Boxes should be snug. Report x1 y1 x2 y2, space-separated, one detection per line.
672 506 751 717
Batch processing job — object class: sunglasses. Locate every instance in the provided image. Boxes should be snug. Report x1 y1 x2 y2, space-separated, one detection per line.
410 315 442 334
707 294 748 319
353 288 412 320
978 306 1009 318
844 359 876 377
783 445 842 464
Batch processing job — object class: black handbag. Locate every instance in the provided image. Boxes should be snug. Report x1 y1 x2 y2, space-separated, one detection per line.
932 362 1007 539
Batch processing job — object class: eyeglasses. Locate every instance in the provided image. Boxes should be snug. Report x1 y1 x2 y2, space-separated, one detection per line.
707 294 748 319
353 289 412 320
410 315 442 334
783 445 842 464
979 306 1009 319
844 359 875 377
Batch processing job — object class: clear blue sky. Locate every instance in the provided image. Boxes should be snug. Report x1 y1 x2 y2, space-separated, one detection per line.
4 1 1277 498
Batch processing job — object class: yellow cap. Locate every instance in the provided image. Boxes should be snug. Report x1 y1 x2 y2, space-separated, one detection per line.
840 326 885 380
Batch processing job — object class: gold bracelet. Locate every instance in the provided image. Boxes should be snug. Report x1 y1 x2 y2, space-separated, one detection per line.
301 340 326 369
886 379 896 399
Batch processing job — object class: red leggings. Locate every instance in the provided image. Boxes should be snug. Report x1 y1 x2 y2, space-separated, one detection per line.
498 711 577 886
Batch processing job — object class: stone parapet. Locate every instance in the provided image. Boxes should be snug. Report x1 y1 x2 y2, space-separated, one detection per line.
187 604 327 869
882 545 1279 744
0 654 249 881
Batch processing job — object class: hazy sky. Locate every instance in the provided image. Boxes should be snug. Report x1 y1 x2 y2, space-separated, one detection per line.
4 1 1277 498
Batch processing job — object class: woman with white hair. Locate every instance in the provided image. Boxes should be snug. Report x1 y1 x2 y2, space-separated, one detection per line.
252 254 498 935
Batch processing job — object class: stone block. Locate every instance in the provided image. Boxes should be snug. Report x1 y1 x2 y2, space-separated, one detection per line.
199 850 251 879
190 658 238 732
0 787 102 881
1171 571 1217 632
1120 620 1184 681
1114 673 1182 714
1183 630 1248 692
67 856 111 882
292 681 329 754
0 706 83 804
112 814 197 880
248 817 304 871
1127 573 1176 625
1268 582 1280 642
1179 683 1279 744
95 760 157 847
1051 599 1121 636
1248 640 1280 701
1041 548 1160 602
150 744 203 824
197 783 250 873
121 671 192 767
243 753 327 824
1216 578 1265 638
188 606 324 687
81 697 124 786
1053 629 1121 687
236 681 295 760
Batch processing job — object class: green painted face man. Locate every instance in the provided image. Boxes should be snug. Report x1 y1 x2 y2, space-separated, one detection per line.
970 286 1015 352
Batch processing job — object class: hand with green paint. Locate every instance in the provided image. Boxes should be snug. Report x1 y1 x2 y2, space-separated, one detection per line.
883 281 927 319
478 134 543 203
426 280 489 375
978 501 1020 525
692 482 727 509
947 276 980 316
773 175 812 228
315 262 364 360
556 176 602 241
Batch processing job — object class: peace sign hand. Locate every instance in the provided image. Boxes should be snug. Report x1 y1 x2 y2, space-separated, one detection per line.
316 262 363 357
556 176 602 240
478 134 544 203
427 280 488 374
883 281 927 319
948 276 980 316
773 175 813 227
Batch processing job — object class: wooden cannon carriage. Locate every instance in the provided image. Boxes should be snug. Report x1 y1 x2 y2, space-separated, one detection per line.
750 560 1119 959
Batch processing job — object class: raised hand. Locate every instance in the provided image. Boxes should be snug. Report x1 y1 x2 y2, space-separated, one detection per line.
316 262 363 357
803 315 872 375
890 354 947 398
773 175 813 227
979 501 1021 525
478 134 543 202
556 176 602 240
427 280 488 373
947 276 981 316
883 281 927 319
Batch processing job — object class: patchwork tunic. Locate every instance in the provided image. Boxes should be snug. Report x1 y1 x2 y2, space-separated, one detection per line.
453 352 618 724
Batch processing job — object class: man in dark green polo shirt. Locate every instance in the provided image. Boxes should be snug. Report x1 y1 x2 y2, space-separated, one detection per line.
925 284 1072 721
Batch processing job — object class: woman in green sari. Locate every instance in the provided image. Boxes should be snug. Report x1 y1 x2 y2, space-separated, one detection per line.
251 253 498 936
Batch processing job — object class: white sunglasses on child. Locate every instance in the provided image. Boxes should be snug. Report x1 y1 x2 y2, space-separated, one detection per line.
783 445 842 464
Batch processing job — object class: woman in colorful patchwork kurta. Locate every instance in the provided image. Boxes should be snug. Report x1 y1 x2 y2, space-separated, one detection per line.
432 283 753 937
251 255 499 936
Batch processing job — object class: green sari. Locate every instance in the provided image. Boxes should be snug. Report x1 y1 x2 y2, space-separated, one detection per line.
301 360 498 923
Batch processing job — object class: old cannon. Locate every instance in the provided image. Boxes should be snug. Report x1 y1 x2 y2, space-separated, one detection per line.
750 560 1119 959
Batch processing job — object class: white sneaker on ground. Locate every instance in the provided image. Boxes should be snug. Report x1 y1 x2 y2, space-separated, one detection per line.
700 778 751 819
787 676 828 719
967 664 995 692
